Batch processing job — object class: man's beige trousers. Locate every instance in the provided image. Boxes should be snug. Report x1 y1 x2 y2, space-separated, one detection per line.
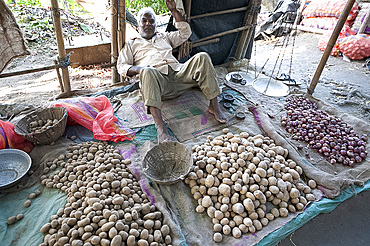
139 52 221 111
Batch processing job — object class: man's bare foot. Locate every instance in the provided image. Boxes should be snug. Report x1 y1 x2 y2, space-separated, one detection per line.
208 97 227 123
149 106 172 143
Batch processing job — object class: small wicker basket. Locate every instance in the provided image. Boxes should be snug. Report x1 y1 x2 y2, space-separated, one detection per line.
14 107 68 145
143 141 193 185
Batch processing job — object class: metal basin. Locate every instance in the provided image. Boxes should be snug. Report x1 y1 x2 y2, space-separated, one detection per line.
0 149 32 189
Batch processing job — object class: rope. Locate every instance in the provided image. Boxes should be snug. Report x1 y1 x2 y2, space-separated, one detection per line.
58 52 73 68
178 40 191 60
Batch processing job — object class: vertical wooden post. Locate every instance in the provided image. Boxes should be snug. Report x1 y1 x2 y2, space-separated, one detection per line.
118 0 126 49
308 0 355 95
177 0 192 60
293 0 307 27
118 0 126 83
50 0 71 93
184 0 192 18
234 0 261 60
234 3 253 60
111 0 119 83
358 8 370 34
54 60 64 92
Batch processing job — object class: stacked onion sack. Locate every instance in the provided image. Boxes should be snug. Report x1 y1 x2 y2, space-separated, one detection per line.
281 96 368 166
185 129 317 242
39 141 172 246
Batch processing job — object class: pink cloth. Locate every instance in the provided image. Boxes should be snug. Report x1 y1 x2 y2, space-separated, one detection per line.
0 120 33 153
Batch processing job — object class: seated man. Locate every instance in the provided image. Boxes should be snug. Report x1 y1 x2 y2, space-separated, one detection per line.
117 0 226 143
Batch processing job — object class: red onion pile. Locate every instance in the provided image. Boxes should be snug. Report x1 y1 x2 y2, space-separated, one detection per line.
281 96 368 167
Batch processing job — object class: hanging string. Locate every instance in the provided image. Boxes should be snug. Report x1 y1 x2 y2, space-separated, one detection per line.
254 38 257 79
263 21 291 94
253 19 290 83
288 14 299 77
276 20 294 79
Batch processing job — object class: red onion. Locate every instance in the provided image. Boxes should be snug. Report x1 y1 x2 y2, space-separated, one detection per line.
282 96 368 167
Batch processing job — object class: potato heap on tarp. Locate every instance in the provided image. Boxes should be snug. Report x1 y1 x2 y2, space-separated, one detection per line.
185 129 317 242
39 141 172 246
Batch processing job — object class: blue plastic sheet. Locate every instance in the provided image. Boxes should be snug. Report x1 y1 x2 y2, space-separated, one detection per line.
0 184 66 246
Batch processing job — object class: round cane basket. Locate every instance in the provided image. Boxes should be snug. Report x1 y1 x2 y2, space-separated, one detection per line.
14 107 68 145
143 141 193 185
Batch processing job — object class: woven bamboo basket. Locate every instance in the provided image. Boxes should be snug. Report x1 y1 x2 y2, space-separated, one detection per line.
143 141 193 185
14 107 68 145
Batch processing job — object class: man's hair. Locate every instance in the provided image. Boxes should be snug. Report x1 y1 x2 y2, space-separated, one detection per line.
137 7 157 24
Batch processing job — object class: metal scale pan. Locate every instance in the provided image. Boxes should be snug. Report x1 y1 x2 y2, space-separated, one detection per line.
252 77 290 97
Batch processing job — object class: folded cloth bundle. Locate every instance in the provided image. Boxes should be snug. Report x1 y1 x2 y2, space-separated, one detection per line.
51 95 136 142
0 120 33 152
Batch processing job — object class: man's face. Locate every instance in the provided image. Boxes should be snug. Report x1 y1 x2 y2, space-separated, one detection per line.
139 12 156 39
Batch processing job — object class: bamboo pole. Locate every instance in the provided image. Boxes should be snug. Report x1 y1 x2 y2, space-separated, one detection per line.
235 0 261 60
0 64 60 78
111 0 119 83
184 0 192 19
192 38 220 48
54 60 64 92
193 25 253 44
293 0 307 27
241 0 262 58
234 5 253 60
188 6 249 20
308 0 355 95
50 0 71 93
240 1 261 58
117 0 126 84
176 0 192 60
173 38 220 53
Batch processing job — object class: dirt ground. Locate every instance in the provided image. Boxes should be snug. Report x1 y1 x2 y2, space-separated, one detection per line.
0 52 114 107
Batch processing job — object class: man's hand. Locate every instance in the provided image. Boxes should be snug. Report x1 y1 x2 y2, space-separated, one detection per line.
127 65 149 77
165 0 185 22
165 0 176 12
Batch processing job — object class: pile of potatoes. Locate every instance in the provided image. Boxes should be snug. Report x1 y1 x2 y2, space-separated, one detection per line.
29 119 59 134
185 129 317 242
39 141 172 246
